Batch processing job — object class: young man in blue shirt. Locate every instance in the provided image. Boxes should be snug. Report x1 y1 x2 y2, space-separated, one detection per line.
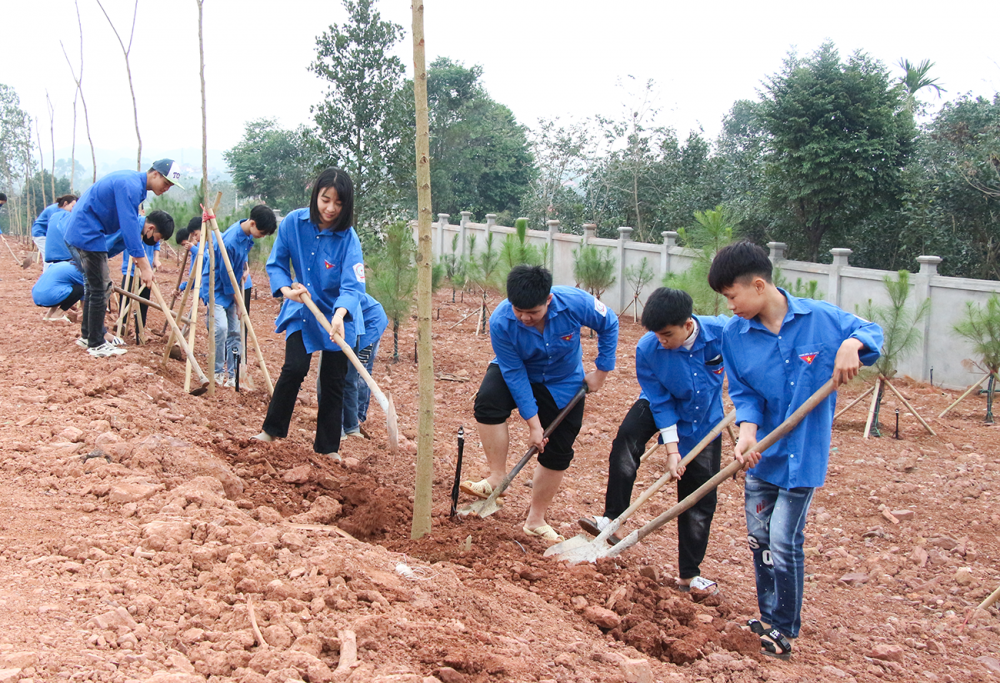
65 159 182 357
117 210 174 336
201 205 277 386
461 265 619 543
708 241 883 660
176 217 203 293
42 195 78 265
342 293 387 438
32 260 85 323
583 287 728 592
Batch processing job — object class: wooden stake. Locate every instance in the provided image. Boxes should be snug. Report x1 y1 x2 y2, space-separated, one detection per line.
978 582 1000 611
938 372 992 418
160 247 189 335
863 377 882 439
130 259 146 344
115 256 134 337
881 377 937 436
162 248 201 365
834 384 876 421
183 234 209 393
149 281 209 392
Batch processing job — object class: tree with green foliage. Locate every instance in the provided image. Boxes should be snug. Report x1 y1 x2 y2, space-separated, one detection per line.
0 83 32 236
773 268 823 300
953 295 1000 422
665 205 736 315
224 119 313 213
309 0 408 232
367 220 417 361
573 245 616 300
760 42 915 261
622 256 654 321
521 117 593 231
715 100 770 246
897 58 945 113
466 233 504 334
500 218 543 273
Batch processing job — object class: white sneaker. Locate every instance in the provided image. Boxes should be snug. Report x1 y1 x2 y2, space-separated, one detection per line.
592 515 611 531
88 342 127 358
214 373 228 386
75 338 88 349
224 376 237 388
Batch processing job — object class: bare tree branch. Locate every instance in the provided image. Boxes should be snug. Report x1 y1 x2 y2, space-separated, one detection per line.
60 0 96 184
96 0 142 170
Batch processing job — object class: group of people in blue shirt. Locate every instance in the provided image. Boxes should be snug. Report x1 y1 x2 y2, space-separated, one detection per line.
456 241 882 662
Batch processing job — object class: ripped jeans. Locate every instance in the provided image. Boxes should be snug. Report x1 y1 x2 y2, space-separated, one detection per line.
744 474 815 639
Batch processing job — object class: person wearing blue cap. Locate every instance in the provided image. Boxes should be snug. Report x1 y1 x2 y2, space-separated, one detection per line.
65 159 182 358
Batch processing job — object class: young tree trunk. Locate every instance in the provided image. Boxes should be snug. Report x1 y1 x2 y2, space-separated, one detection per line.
35 122 48 209
62 0 97 183
410 0 436 540
97 0 142 170
392 319 400 363
46 93 56 200
197 0 215 395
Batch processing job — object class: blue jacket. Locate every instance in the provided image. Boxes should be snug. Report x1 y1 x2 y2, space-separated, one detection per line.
32 261 84 308
44 210 72 262
489 286 619 420
121 240 160 274
64 170 147 259
636 315 729 454
178 243 199 292
722 290 883 489
224 221 253 291
266 208 365 354
32 203 59 238
201 220 253 308
355 293 388 349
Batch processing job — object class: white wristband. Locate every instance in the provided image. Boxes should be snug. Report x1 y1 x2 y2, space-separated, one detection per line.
659 425 678 445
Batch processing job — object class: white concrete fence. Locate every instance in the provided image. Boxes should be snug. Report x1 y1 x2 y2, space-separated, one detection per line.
423 212 1000 390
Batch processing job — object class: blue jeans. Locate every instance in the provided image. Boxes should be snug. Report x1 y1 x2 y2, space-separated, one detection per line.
341 341 379 432
744 474 815 639
208 301 241 376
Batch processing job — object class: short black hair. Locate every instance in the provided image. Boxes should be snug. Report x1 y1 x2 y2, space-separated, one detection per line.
0 193 7 202
146 210 174 241
708 240 772 292
250 204 277 236
506 265 552 309
186 216 203 232
175 227 189 244
641 287 693 331
309 168 354 232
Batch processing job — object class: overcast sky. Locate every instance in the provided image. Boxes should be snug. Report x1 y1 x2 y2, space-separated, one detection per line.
2 0 998 176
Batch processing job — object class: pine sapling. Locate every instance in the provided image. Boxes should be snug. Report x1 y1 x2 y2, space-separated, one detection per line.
954 294 1000 422
368 220 418 362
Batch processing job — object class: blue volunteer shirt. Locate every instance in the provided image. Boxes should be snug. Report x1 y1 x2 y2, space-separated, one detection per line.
121 240 160 274
489 286 619 421
224 220 253 292
357 293 388 349
722 290 883 489
266 208 365 354
32 261 84 308
32 203 59 238
45 210 72 262
200 220 254 308
636 315 729 454
179 243 199 291
64 170 147 258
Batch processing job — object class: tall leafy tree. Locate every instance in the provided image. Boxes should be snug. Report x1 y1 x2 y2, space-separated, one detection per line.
760 43 914 261
224 119 314 213
715 99 771 245
309 0 408 232
521 117 594 231
898 58 945 113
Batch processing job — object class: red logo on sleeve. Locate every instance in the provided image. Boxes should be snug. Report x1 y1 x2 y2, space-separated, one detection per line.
799 352 818 364
712 367 724 375
324 260 333 269
561 334 573 341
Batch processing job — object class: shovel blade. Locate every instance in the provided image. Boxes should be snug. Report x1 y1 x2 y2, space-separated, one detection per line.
455 495 503 518
386 391 399 453
547 538 614 565
542 533 591 557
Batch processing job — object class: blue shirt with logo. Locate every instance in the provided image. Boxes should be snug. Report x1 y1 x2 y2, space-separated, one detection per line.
489 286 619 421
721 290 883 489
32 261 84 308
266 208 365 354
636 314 729 454
45 210 72 262
64 170 147 259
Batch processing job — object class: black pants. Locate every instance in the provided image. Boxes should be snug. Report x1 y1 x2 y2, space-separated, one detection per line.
603 398 721 579
120 272 151 332
59 283 85 310
473 363 585 471
262 331 348 454
69 246 111 348
243 287 251 349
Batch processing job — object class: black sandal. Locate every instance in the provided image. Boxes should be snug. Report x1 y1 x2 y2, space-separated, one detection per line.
760 627 792 660
746 619 766 636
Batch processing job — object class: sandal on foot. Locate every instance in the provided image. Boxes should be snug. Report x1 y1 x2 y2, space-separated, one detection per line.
251 431 275 442
523 524 564 543
677 576 719 594
577 516 622 545
459 479 506 500
760 628 792 660
746 619 767 636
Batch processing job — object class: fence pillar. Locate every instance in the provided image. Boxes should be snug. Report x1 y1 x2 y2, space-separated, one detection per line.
662 231 678 276
485 213 496 240
828 248 852 308
767 241 788 262
583 223 596 247
915 256 942 382
437 213 450 259
546 220 560 270
459 211 472 260
618 227 633 311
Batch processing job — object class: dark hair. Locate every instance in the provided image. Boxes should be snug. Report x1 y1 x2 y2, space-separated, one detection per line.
250 204 278 236
309 168 354 232
708 240 772 292
0 193 7 202
146 210 175 241
56 194 78 207
174 227 189 245
506 265 552 309
641 288 693 331
186 216 203 232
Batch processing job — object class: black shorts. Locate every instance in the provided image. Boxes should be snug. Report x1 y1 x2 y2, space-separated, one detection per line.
473 363 585 471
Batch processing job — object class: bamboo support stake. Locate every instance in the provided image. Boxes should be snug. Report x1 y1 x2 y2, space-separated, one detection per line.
863 377 882 439
115 256 135 336
149 281 209 392
160 248 190 335
131 259 147 344
162 250 200 365
835 384 876 421
938 372 992 418
880 377 937 436
183 234 209 392
203 208 273 395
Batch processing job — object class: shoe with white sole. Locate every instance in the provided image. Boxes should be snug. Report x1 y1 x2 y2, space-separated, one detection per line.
577 515 622 544
678 575 719 594
88 342 127 358
224 376 237 388
75 337 88 349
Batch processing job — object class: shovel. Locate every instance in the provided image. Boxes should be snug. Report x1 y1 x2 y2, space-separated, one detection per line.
558 379 837 564
457 384 588 519
300 291 398 453
545 409 736 560
148 281 210 395
449 426 465 518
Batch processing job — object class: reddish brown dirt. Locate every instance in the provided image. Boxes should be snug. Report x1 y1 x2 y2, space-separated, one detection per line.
0 247 999 683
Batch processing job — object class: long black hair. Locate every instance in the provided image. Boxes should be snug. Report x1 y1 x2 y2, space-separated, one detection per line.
309 168 354 232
